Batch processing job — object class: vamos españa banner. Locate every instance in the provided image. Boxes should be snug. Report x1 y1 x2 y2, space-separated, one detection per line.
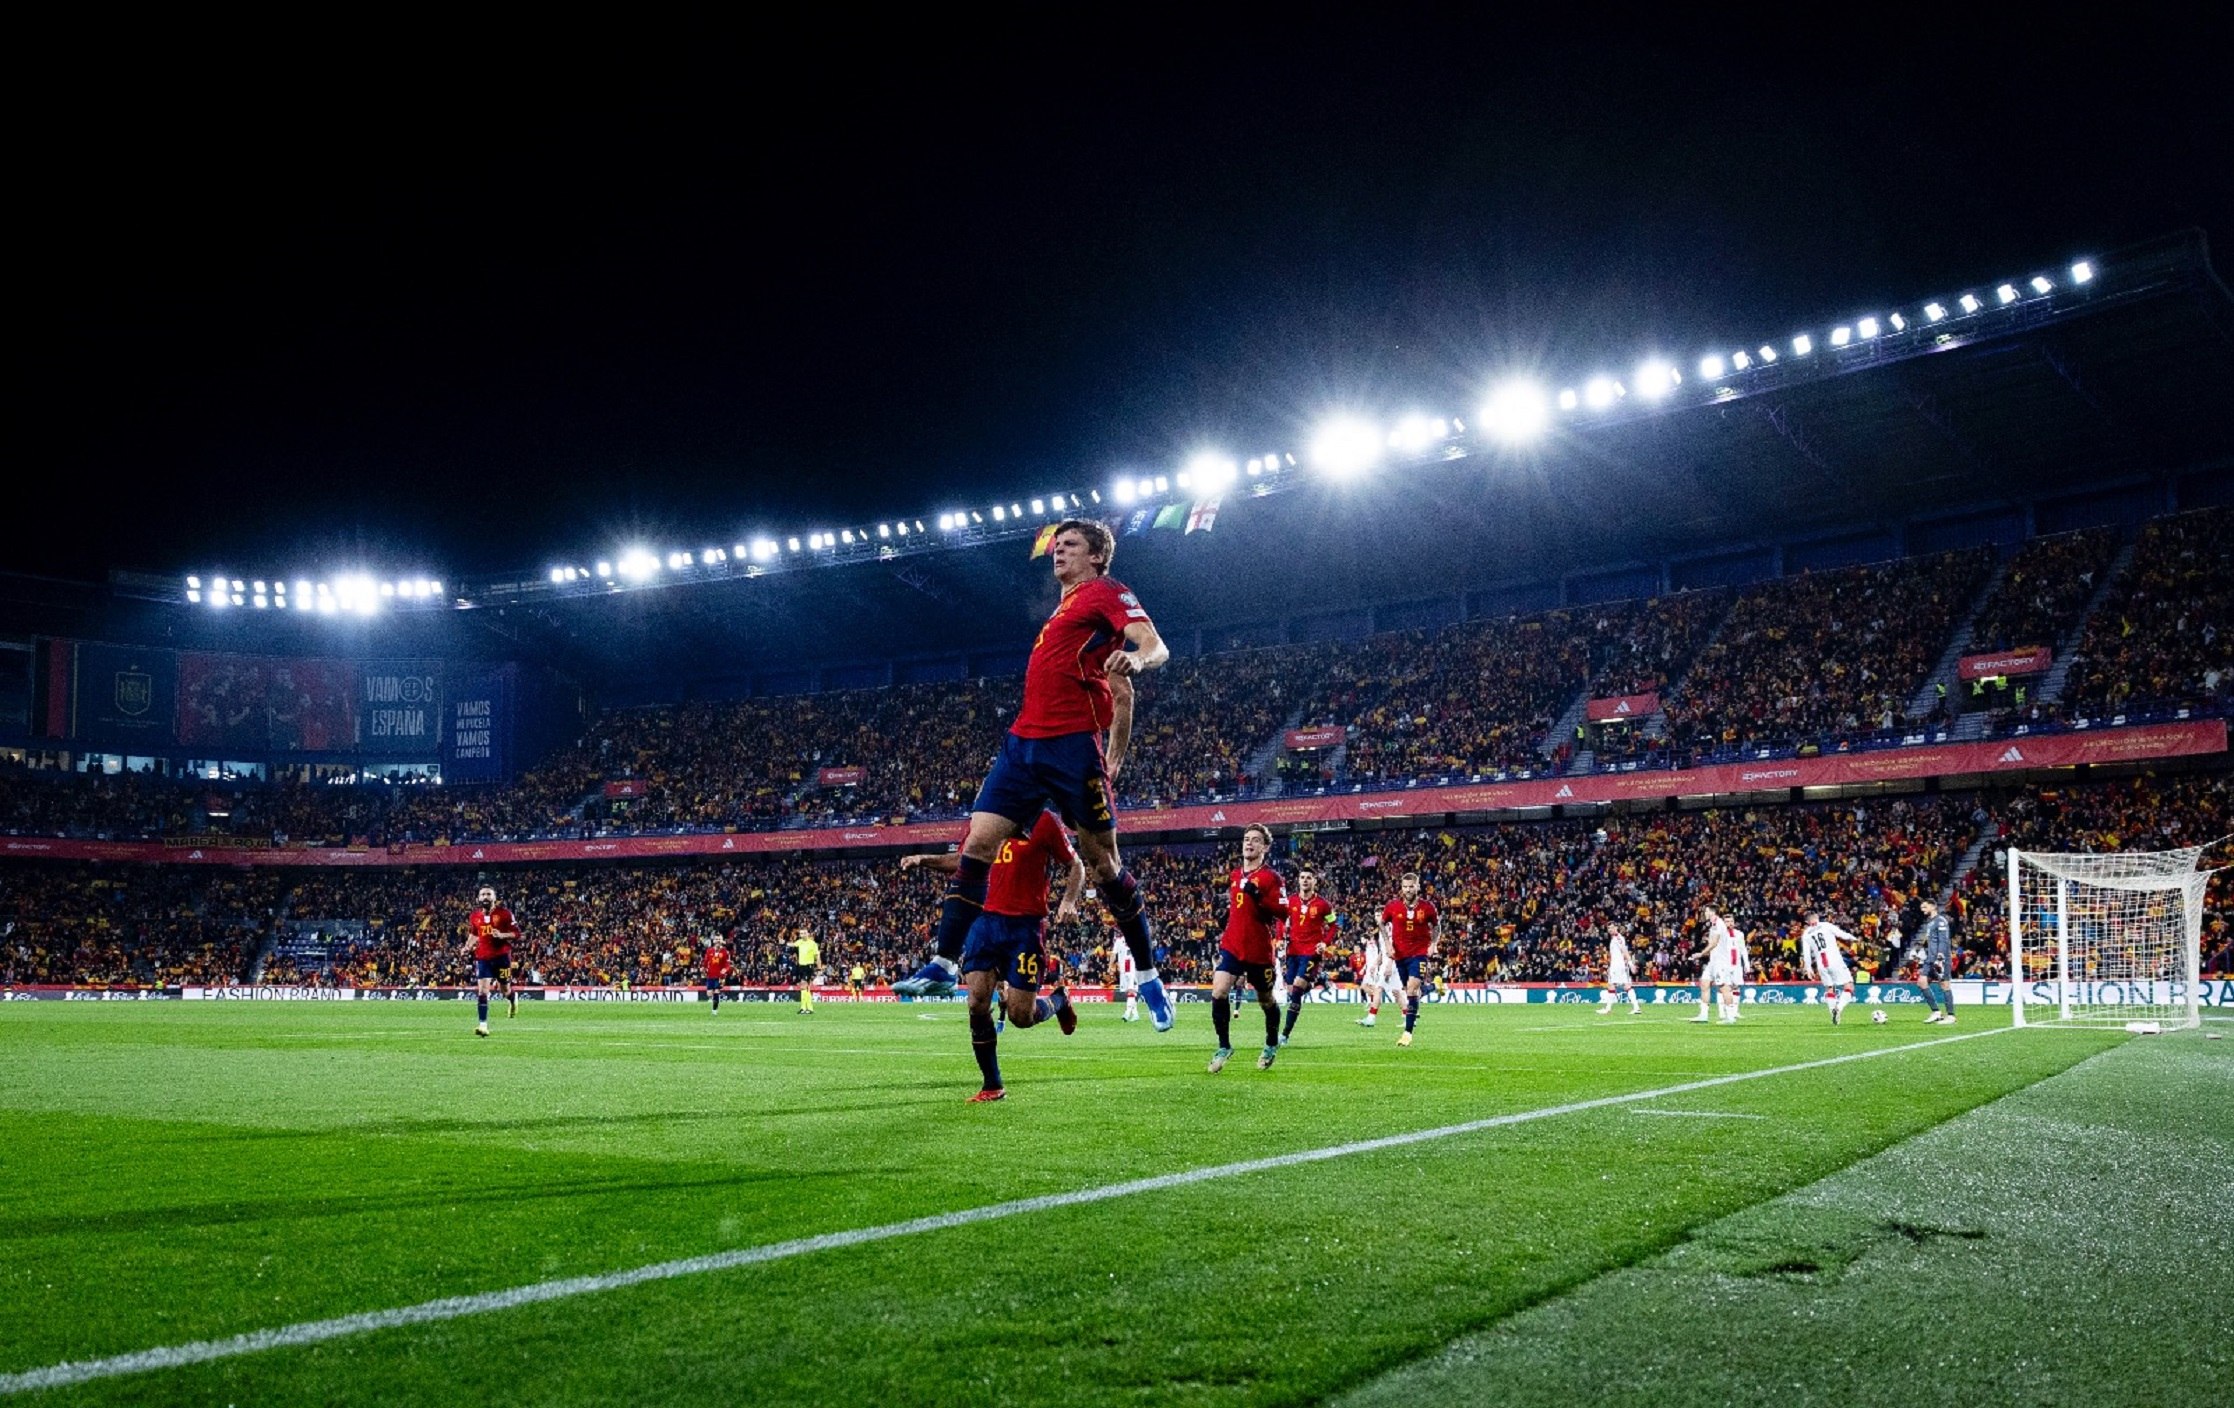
1585 692 1660 723
2 718 2221 869
1960 647 2052 679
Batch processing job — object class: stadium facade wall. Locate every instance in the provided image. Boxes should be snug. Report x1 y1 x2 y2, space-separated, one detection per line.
4 718 2218 869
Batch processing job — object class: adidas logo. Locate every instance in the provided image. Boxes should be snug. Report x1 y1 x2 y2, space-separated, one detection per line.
1999 746 2025 763
1613 700 1632 714
721 838 736 850
472 849 486 860
1210 809 1226 822
187 849 204 860
1554 784 1574 799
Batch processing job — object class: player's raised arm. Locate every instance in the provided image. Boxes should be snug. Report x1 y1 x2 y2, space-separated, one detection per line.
1055 849 1086 924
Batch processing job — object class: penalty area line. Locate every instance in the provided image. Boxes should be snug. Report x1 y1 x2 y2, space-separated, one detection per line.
0 1025 2012 1396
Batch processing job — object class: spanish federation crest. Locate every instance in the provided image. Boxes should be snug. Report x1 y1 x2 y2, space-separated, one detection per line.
114 667 153 717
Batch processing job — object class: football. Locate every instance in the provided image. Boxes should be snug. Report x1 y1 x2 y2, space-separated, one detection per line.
1871 1009 1888 1025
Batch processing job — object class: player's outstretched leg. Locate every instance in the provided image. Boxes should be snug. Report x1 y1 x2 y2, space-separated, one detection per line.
1099 865 1173 1031
898 833 996 995
966 973 1005 1101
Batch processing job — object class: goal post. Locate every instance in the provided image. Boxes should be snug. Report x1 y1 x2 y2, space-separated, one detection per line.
2006 842 2217 1030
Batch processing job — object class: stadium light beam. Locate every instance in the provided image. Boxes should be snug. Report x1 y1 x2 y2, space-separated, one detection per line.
2070 260 2094 284
1308 418 1382 478
1480 380 1551 445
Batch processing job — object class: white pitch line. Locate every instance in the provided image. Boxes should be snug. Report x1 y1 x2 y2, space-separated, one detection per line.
0 1025 2014 1396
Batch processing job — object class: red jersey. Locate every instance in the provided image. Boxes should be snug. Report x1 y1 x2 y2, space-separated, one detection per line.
985 810 1078 919
469 905 518 961
1285 895 1335 955
1013 575 1151 739
1220 865 1287 965
705 947 732 981
1382 897 1438 959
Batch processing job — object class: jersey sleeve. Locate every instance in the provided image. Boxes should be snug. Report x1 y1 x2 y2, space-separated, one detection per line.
1033 810 1077 867
1102 579 1152 632
1255 868 1288 918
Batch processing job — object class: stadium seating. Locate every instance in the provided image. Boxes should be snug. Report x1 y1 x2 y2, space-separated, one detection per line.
2057 507 2233 723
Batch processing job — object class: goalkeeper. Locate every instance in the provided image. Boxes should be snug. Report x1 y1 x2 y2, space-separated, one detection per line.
1917 899 1955 1024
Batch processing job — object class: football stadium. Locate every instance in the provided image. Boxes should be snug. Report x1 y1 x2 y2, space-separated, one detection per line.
8 39 2232 1406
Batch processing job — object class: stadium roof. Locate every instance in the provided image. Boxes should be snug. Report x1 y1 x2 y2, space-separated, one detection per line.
22 230 2234 694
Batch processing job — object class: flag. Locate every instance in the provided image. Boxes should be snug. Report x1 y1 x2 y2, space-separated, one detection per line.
1029 523 1059 558
1123 508 1153 536
1186 497 1222 534
1152 504 1186 530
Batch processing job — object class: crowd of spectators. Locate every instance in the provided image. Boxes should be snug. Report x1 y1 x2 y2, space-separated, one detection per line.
1660 549 1992 756
1966 527 2120 655
23 768 2222 992
2059 507 2234 722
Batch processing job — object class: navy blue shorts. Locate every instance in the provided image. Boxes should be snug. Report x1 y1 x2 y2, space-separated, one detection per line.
972 730 1115 834
703 977 724 992
474 956 509 980
962 912 1050 991
1281 953 1324 988
1215 950 1277 994
1394 955 1429 985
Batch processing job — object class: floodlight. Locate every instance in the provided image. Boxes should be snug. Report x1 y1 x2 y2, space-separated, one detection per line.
1390 414 1448 452
1480 380 1551 444
914 520 926 531
1187 453 1237 489
252 580 266 593
1830 326 1852 347
185 575 200 589
1925 303 1947 322
1583 377 1619 410
700 549 721 564
1731 351 1751 371
296 580 312 597
1112 479 1136 505
1888 313 1907 332
991 506 1005 522
231 580 244 592
878 524 891 538
1308 417 1382 477
595 561 612 577
970 512 983 523
1996 284 2019 305
211 590 228 608
1153 476 1168 493
550 568 567 584
2070 260 2094 284
1174 471 1191 489
1030 499 1045 515
1245 458 1261 474
894 522 907 536
1634 362 1677 399
1009 503 1021 517
1857 317 1880 338
381 582 397 596
2029 275 2052 295
1792 335 1813 356
252 595 267 609
317 596 336 614
1699 355 1725 380
186 589 201 603
1959 293 1981 314
295 595 312 611
1757 344 1777 364
1557 388 1578 411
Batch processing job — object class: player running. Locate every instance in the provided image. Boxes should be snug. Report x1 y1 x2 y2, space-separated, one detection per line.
1800 910 1860 1025
903 807 1085 1101
1207 824 1289 1072
1278 866 1335 1045
1355 929 1404 1028
788 927 819 1014
465 886 520 1038
1691 906 1748 1024
704 934 732 1013
1381 871 1439 1047
1596 924 1641 1015
891 520 1177 1031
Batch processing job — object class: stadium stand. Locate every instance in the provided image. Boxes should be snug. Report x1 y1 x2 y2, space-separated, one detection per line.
2056 506 2234 723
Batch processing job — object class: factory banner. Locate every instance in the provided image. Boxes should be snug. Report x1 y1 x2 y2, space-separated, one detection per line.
1959 647 2051 680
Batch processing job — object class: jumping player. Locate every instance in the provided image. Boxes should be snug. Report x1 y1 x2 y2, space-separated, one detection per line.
891 520 1176 1031
789 927 819 1014
1597 924 1641 1015
1381 871 1439 1047
1209 824 1288 1072
465 886 520 1037
1800 910 1860 1025
903 807 1085 1100
704 934 732 1013
1279 866 1336 1044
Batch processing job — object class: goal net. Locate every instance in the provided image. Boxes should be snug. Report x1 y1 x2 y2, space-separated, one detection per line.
2005 844 2218 1029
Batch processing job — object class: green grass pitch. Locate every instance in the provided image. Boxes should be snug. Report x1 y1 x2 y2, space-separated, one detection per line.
0 999 2222 1405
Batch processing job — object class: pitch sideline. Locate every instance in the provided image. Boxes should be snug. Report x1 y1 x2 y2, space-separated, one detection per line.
0 1025 2017 1396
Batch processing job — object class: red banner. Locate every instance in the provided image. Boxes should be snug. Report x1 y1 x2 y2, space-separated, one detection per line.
1 719 2219 868
1960 647 2052 680
1585 692 1661 723
1284 726 1347 749
817 767 867 787
602 780 647 798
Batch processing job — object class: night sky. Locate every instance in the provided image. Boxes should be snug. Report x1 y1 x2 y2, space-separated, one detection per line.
19 23 2232 585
